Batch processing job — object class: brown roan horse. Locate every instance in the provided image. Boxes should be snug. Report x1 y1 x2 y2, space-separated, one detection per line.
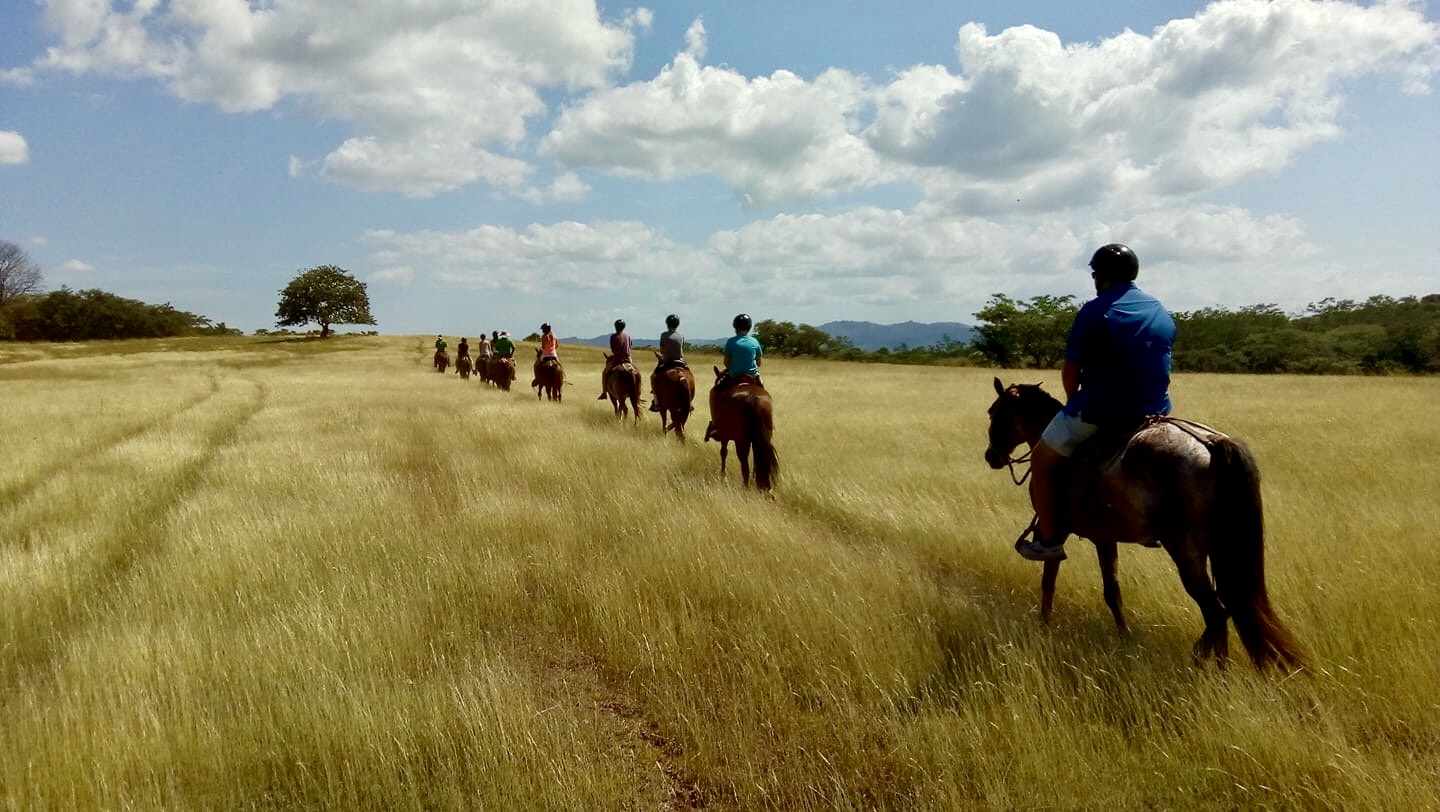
456 354 473 380
603 354 643 422
533 349 564 401
984 378 1308 672
707 367 777 492
433 349 449 373
651 351 695 441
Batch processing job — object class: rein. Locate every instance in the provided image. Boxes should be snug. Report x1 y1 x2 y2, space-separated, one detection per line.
1004 448 1033 486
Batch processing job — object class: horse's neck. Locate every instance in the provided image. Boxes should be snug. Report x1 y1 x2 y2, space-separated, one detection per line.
1023 400 1062 448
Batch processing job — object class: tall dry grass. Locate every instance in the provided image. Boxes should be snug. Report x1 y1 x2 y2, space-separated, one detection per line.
1 334 1436 810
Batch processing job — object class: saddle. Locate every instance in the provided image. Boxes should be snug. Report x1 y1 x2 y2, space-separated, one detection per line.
1075 415 1224 467
1063 415 1226 548
715 373 760 393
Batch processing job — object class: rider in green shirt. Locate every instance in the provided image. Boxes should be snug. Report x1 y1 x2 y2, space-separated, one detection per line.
492 331 515 358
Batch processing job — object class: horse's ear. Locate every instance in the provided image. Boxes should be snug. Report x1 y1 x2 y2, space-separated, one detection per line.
993 377 1004 396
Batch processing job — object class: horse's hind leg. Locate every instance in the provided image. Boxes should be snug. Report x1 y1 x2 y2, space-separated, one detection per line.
719 440 729 477
736 439 752 487
1095 540 1128 636
1166 544 1230 666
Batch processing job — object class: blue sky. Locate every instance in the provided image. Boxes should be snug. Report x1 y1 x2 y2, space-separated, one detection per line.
1 0 1436 339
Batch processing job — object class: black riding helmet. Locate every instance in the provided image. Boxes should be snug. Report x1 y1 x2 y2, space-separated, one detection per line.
733 313 752 331
665 314 680 329
614 318 626 331
541 322 551 332
1089 244 1139 281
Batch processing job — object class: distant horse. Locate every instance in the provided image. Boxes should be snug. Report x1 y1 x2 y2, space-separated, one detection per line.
603 354 643 422
533 349 564 402
651 351 695 441
433 349 449 373
478 355 493 384
983 377 1308 672
487 356 516 391
706 366 778 492
456 355 473 380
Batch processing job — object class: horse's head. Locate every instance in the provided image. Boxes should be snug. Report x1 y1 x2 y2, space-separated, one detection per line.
713 365 724 384
984 377 1060 468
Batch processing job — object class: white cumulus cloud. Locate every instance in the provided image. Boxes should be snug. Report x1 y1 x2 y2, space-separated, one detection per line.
0 131 29 164
17 0 644 196
543 43 885 205
866 0 1439 210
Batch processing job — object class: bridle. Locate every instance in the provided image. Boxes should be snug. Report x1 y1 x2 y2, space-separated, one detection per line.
1002 447 1033 486
989 395 1034 486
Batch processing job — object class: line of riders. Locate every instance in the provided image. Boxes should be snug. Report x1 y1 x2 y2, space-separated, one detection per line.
424 246 1312 670
429 243 1177 569
433 312 765 415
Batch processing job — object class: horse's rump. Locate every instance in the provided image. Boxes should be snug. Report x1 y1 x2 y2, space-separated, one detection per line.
1062 417 1221 545
487 356 516 388
606 362 639 388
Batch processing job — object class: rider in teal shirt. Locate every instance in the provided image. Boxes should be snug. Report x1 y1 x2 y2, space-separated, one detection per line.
720 313 762 388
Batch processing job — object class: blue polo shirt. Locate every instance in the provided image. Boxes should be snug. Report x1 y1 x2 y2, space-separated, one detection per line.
724 334 762 378
1064 282 1175 425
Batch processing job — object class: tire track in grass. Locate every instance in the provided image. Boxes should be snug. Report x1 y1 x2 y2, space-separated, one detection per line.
527 643 707 810
0 375 268 700
0 374 223 513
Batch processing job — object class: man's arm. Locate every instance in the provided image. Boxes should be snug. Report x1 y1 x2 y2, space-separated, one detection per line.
1061 360 1081 400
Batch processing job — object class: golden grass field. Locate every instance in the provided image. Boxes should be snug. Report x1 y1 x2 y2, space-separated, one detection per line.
1 334 1436 810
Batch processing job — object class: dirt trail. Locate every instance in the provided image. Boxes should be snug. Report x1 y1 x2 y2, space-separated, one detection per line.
532 645 706 810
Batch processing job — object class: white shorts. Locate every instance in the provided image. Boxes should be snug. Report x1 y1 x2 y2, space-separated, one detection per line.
1039 411 1100 457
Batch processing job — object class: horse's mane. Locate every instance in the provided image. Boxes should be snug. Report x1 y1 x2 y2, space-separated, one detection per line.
990 382 1061 417
1014 383 1061 413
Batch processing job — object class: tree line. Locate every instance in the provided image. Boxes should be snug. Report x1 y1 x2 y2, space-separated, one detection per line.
1 244 369 342
5 236 1434 373
749 293 1440 374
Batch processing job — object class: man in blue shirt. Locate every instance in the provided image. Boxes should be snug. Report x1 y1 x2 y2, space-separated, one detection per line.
1016 243 1176 562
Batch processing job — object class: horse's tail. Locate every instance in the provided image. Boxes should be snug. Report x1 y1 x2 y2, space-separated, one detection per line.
747 398 778 491
1209 437 1309 672
670 377 692 429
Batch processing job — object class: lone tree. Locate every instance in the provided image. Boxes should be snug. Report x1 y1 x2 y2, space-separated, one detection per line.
971 293 1077 368
0 240 44 305
275 265 376 338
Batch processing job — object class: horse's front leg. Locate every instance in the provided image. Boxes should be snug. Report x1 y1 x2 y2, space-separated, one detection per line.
1094 540 1127 636
1040 559 1060 624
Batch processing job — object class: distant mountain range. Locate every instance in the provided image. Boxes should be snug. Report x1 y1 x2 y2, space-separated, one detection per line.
562 320 974 352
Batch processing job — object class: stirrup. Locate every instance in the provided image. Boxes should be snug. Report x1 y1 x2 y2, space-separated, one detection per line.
1014 515 1067 561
